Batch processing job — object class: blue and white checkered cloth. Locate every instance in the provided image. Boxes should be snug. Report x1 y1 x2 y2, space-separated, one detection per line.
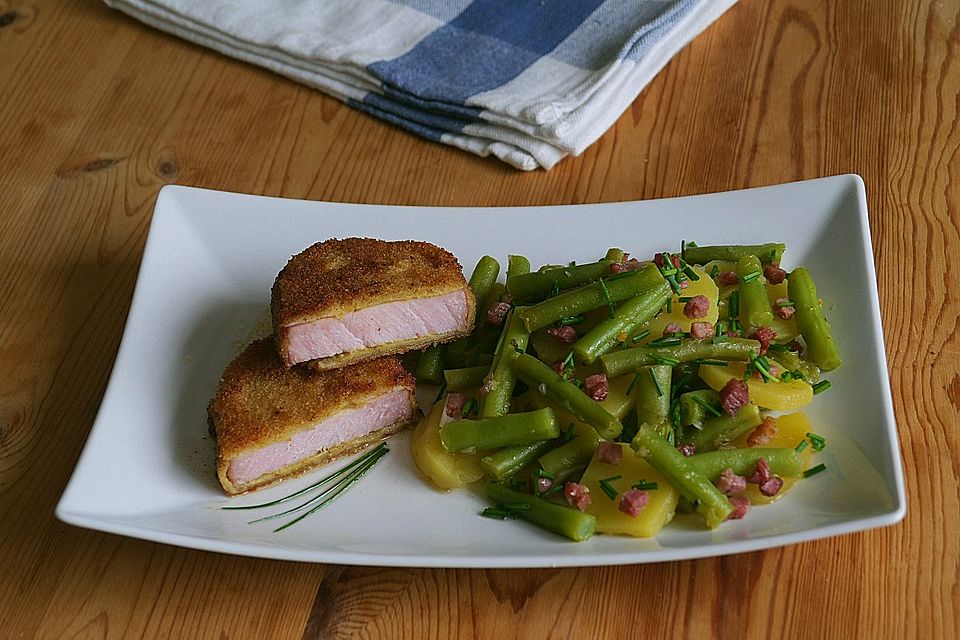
105 0 737 170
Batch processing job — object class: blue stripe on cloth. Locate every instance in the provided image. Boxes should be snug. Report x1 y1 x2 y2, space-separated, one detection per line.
369 0 607 103
387 0 473 22
361 93 477 133
347 98 447 142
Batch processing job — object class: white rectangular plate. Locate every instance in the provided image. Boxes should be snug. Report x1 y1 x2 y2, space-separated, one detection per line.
56 175 906 567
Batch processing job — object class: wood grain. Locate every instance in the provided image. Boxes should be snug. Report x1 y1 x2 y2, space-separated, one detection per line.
1 0 957 638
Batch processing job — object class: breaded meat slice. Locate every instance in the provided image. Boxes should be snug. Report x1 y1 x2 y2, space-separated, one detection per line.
271 238 475 369
208 337 419 495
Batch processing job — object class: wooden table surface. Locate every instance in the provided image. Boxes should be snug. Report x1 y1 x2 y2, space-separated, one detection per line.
2 0 957 637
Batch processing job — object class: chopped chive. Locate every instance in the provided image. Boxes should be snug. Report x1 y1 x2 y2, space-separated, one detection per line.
482 507 510 520
682 265 700 282
803 463 827 478
709 264 720 279
535 468 556 480
748 352 777 383
626 372 641 396
504 502 530 512
812 380 832 395
806 432 827 451
794 440 809 454
461 397 477 417
563 350 575 371
780 371 794 382
542 482 565 498
713 324 726 339
777 300 795 308
649 369 663 397
729 290 740 318
598 276 616 318
792 368 805 380
653 356 681 366
632 479 659 491
666 296 673 313
767 342 790 352
681 240 686 258
691 393 723 417
741 270 761 284
631 329 651 343
599 476 622 501
697 359 729 366
647 337 681 348
557 315 586 326
678 296 693 303
766 249 777 264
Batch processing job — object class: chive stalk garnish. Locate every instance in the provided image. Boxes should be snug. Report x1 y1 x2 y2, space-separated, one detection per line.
777 300 795 308
650 369 663 397
806 432 827 451
678 296 693 303
461 397 477 417
794 440 809 454
599 476 621 501
812 380 832 395
504 502 530 512
632 329 651 343
780 371 794 382
709 264 720 279
741 270 761 284
563 350 575 371
713 324 726 339
696 359 728 366
803 463 827 478
653 355 681 366
542 482 565 498
746 351 777 383
767 342 790 352
259 446 390 532
632 479 659 491
557 315 586 326
535 468 556 480
482 507 510 520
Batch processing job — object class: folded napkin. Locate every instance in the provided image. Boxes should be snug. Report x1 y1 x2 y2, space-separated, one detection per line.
105 0 737 170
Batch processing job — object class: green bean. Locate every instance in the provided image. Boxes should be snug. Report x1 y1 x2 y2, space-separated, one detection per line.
514 354 622 440
604 247 626 263
519 264 664 332
538 429 600 479
572 280 671 363
480 440 555 482
414 345 445 384
600 337 761 378
736 255 774 330
684 243 785 265
631 425 733 528
687 447 805 480
635 365 672 427
443 365 490 391
441 408 560 453
682 403 762 452
506 259 616 304
480 309 530 417
486 484 597 542
788 267 842 371
507 255 531 279
468 255 501 304
679 389 721 426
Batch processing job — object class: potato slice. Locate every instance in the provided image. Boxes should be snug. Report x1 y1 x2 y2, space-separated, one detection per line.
579 444 678 537
698 363 813 411
731 411 816 504
410 400 484 490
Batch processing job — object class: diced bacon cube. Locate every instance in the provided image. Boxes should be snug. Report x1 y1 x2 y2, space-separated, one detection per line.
690 321 713 339
618 489 649 517
683 295 710 319
546 325 578 344
715 468 747 496
663 322 682 336
746 416 778 446
764 262 787 284
720 378 750 416
597 442 623 465
727 496 750 520
717 271 739 286
564 482 592 511
445 392 467 418
584 374 609 401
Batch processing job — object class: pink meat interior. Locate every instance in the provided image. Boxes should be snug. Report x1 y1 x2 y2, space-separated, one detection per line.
228 388 414 486
281 289 469 365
